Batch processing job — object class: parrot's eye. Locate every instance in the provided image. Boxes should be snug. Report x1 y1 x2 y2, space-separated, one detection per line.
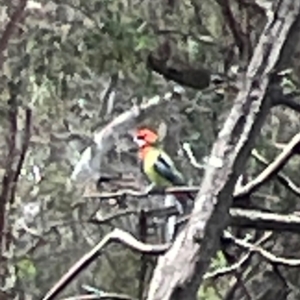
136 132 146 140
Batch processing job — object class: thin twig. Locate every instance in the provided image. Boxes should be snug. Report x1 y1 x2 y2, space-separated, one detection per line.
214 0 249 57
234 133 300 197
9 108 32 203
0 0 28 69
84 186 199 200
251 148 300 197
60 293 136 300
224 231 300 267
0 93 18 250
204 232 272 279
182 142 206 169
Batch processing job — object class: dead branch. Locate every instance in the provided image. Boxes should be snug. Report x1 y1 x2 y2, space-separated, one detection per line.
0 92 18 251
224 231 300 267
230 209 300 233
0 0 28 69
89 203 300 234
97 73 119 118
251 149 300 197
182 142 206 169
215 0 250 58
89 206 180 226
235 132 300 198
60 293 136 300
42 205 300 300
84 186 199 200
146 3 300 300
204 232 272 280
138 210 148 300
9 108 32 204
71 88 183 183
175 208 300 233
41 229 169 300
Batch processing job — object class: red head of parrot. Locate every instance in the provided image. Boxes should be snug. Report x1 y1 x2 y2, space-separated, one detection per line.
133 128 159 159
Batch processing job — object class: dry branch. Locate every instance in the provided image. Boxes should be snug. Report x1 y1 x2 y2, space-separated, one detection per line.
224 231 300 267
9 108 32 204
89 206 180 226
251 149 300 197
84 186 199 199
235 132 300 198
60 293 136 300
89 204 300 234
215 0 250 58
175 208 300 233
88 187 300 233
0 94 18 250
146 2 300 300
204 232 272 280
41 229 169 300
229 209 300 233
43 205 300 300
0 0 28 69
71 89 182 183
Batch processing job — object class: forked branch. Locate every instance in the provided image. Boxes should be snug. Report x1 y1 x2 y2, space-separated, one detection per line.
42 229 169 300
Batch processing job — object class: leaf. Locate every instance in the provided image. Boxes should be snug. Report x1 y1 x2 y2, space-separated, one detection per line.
17 258 37 280
134 35 153 51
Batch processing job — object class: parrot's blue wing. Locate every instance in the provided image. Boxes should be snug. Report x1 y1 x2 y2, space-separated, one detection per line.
153 153 185 185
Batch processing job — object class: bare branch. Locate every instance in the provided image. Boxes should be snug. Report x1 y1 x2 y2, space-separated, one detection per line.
0 91 18 250
229 209 300 233
43 207 300 300
251 149 300 197
60 293 136 300
97 73 119 118
215 0 250 58
182 142 206 169
234 132 300 198
204 232 272 279
71 89 182 183
224 231 300 267
9 108 32 204
89 202 300 234
42 229 169 300
175 208 300 233
84 186 199 200
0 0 28 69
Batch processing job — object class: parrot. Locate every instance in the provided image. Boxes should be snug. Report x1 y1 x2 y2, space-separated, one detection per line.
133 127 194 214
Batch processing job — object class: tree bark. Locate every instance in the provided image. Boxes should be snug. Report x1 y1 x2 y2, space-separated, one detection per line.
146 2 300 300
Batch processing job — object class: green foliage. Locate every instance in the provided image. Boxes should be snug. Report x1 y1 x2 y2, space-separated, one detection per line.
198 285 221 300
17 258 37 281
1 0 300 299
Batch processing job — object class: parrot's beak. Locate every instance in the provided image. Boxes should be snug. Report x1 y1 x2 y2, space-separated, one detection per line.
133 136 147 147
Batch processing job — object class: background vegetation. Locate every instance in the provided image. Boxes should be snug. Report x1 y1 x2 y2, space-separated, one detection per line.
1 1 300 299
